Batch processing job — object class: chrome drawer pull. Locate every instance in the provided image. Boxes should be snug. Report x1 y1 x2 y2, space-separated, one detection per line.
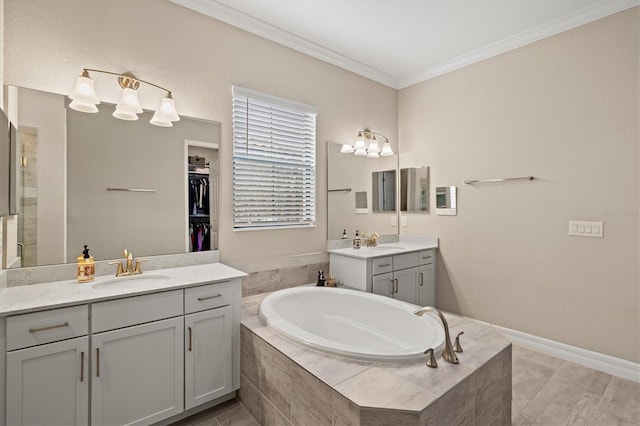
96 348 100 378
29 322 69 333
378 263 390 267
188 327 193 352
198 294 222 301
80 351 85 382
421 256 432 260
419 272 424 286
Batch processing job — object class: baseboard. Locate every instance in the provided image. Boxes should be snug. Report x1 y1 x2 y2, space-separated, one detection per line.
495 325 640 383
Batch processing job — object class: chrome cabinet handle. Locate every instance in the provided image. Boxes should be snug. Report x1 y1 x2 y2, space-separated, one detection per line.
188 327 193 352
80 351 85 382
378 263 391 267
96 348 100 378
393 279 399 293
389 278 394 297
29 322 69 333
419 272 424 286
198 294 222 301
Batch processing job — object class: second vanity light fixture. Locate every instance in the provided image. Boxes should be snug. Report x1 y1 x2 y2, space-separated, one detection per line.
340 129 393 158
69 68 180 127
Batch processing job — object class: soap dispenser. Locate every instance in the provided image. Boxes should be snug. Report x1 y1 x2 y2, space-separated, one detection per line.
341 229 348 239
353 230 361 249
77 245 95 282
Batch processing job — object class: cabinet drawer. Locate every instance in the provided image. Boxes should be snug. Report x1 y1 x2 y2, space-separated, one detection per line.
372 257 393 275
393 252 420 270
92 290 183 333
185 281 233 314
418 249 435 265
6 305 88 351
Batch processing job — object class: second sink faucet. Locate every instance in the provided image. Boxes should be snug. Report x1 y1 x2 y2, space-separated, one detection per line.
365 232 380 247
414 306 459 364
108 249 148 277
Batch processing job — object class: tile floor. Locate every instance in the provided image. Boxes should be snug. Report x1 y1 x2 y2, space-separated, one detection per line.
173 345 640 426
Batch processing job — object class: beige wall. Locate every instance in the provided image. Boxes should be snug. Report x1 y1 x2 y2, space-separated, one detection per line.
2 0 397 263
399 8 639 362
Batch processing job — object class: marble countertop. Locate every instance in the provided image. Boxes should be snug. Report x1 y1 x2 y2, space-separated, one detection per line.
328 241 438 260
0 263 247 316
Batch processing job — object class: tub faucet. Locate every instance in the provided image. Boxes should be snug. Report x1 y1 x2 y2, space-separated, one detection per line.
414 306 459 364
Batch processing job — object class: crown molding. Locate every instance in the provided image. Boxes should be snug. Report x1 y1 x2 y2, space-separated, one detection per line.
397 0 640 89
172 0 639 90
170 0 399 88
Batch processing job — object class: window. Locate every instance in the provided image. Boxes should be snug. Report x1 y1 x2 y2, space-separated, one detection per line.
232 86 317 229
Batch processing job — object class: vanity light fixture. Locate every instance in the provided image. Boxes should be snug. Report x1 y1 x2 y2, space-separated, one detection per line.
341 129 393 158
69 68 180 127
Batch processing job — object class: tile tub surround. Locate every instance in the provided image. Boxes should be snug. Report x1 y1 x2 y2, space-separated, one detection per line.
240 292 512 425
4 250 220 287
228 252 329 296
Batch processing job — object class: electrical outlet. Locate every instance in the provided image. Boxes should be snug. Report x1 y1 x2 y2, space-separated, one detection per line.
391 215 397 226
569 220 603 238
401 216 408 227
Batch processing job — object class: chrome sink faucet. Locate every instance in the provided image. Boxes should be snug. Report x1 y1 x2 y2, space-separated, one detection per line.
108 249 148 277
414 306 459 364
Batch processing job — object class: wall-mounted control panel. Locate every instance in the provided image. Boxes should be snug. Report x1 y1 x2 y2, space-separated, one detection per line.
568 220 603 238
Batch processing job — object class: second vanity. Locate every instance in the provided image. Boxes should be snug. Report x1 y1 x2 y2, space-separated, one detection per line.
0 262 246 426
329 238 438 307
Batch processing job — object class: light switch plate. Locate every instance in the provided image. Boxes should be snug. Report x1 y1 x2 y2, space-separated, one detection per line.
401 216 408 227
391 215 397 226
569 220 603 238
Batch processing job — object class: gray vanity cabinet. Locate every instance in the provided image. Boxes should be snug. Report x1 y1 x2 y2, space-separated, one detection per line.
339 248 437 306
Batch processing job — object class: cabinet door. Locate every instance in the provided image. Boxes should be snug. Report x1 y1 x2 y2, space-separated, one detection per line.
417 264 436 307
6 336 89 426
185 305 232 409
372 272 394 298
394 266 419 304
91 317 184 426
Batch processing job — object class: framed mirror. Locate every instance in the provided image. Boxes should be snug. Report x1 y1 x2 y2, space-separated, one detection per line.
326 141 398 240
7 86 220 267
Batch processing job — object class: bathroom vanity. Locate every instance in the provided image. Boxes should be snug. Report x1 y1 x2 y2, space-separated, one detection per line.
329 240 437 306
0 262 245 426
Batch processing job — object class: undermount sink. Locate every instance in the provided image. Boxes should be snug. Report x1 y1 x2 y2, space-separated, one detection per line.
92 274 171 289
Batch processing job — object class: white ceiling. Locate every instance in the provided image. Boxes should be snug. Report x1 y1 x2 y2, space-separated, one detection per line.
171 0 638 89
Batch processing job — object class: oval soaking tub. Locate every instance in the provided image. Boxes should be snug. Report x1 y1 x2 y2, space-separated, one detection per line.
259 287 445 362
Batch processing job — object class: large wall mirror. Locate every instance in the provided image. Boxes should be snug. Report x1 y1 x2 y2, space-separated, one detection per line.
6 86 220 267
327 141 399 240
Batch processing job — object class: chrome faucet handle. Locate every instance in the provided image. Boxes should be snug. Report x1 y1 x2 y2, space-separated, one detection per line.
424 348 437 368
453 331 464 353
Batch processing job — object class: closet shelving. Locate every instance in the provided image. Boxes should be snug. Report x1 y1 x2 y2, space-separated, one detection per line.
188 165 212 252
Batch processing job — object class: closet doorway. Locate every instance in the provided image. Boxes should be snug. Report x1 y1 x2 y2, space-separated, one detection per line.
184 140 218 253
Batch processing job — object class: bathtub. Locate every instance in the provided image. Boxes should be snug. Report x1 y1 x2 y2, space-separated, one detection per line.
258 286 445 362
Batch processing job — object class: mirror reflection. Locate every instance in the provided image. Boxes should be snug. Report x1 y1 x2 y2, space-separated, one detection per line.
400 166 429 212
327 141 398 240
372 170 396 212
10 86 220 267
436 186 457 216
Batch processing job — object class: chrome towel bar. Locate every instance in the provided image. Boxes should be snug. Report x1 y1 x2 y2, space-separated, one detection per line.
464 176 534 184
107 188 156 193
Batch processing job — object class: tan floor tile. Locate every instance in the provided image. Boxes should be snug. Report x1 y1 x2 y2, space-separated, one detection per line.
511 349 557 419
590 376 640 425
517 377 601 425
216 404 260 426
512 345 564 370
551 361 612 398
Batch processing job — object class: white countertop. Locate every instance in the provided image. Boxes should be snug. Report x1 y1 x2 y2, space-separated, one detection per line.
0 263 247 316
328 241 438 260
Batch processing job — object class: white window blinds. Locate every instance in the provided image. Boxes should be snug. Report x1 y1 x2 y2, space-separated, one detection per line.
232 86 317 229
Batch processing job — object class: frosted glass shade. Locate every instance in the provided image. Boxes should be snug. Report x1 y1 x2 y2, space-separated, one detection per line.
380 142 394 156
354 147 367 156
367 138 380 154
340 144 354 153
69 75 100 113
354 135 366 150
366 150 380 158
113 88 143 120
150 96 180 127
